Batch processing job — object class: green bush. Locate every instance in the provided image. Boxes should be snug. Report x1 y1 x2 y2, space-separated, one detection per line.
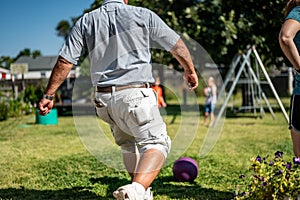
0 101 9 121
0 84 40 121
8 100 23 117
0 100 34 120
24 84 43 106
21 101 34 115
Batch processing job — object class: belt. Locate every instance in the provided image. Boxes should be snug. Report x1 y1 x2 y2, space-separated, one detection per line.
96 83 150 93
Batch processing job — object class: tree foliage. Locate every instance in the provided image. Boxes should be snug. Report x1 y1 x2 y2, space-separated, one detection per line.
218 0 286 67
0 56 14 69
55 0 288 68
56 20 72 39
15 48 42 60
0 48 42 69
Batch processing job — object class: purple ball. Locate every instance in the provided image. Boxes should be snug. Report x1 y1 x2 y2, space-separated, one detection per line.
172 157 199 182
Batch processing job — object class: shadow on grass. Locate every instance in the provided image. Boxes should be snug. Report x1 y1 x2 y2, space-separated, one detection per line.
90 176 129 195
0 169 233 200
0 187 103 200
153 175 234 200
0 177 132 200
91 175 234 200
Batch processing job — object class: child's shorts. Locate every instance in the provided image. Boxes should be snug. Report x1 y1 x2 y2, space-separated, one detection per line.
289 95 300 132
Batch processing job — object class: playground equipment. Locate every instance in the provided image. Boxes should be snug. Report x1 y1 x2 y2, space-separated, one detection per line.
213 46 289 127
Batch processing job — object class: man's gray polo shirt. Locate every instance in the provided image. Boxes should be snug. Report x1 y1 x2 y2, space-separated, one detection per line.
59 0 180 86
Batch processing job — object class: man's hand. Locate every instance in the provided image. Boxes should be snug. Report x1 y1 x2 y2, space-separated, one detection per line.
38 98 54 116
184 72 198 90
37 56 73 116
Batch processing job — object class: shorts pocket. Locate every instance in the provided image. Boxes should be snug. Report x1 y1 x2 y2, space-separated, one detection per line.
94 97 113 124
125 89 156 126
131 105 154 125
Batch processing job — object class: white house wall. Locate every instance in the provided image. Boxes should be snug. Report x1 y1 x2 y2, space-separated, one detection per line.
12 70 77 79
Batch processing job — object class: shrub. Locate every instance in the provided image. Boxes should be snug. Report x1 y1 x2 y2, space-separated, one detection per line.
0 101 9 121
6 100 34 119
24 84 43 106
234 151 300 200
8 100 23 117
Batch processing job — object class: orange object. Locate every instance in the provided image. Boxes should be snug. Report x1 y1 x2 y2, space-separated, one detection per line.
151 85 166 108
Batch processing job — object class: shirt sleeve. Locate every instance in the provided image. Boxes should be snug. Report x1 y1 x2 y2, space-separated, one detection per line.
59 17 86 65
148 10 180 51
286 6 300 23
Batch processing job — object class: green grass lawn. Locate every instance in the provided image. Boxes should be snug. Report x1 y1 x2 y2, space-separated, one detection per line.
0 98 293 200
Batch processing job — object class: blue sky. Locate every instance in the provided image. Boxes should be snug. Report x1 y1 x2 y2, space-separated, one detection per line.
0 0 94 58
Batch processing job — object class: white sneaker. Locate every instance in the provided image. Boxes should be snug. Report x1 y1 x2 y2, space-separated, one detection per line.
113 184 139 200
144 187 153 200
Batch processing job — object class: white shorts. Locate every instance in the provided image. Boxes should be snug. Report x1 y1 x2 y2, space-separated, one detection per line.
94 87 171 158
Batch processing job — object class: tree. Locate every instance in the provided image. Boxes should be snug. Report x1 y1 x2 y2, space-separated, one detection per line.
15 48 41 60
0 48 41 69
56 20 72 39
0 56 14 69
32 50 42 58
55 0 287 68
218 0 286 67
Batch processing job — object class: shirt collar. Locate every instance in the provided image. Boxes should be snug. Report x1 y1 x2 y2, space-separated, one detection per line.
102 0 124 5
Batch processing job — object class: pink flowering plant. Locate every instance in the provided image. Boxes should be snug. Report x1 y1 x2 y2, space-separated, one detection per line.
234 151 300 200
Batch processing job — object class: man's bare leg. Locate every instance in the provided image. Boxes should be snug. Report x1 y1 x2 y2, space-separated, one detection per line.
114 148 164 199
133 148 165 189
122 148 164 188
123 151 139 180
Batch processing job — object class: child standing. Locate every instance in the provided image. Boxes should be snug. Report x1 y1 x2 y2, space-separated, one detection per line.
203 76 217 126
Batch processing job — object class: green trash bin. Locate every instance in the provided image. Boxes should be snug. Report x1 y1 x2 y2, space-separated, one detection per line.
36 108 58 125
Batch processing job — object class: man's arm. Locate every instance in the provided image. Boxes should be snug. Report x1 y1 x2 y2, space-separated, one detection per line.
279 19 300 70
38 56 73 115
170 38 198 90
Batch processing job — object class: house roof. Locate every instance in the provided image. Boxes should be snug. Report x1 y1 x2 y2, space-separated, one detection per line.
14 56 58 71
